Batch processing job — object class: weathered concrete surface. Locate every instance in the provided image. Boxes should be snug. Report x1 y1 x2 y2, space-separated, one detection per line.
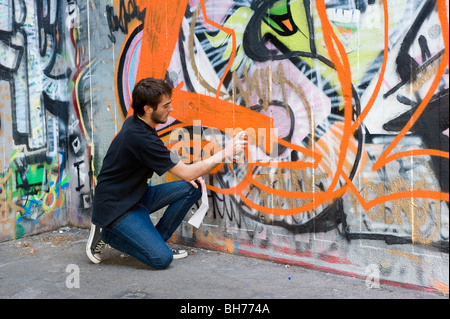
0 227 446 301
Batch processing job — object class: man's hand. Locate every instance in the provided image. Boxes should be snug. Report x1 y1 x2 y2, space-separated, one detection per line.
223 131 247 159
169 131 248 184
189 176 205 192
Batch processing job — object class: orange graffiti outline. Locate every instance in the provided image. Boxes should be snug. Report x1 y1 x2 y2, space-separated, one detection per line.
313 0 449 212
199 0 236 98
227 0 353 215
351 0 389 132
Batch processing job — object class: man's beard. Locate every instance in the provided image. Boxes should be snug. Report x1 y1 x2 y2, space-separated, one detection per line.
151 112 167 124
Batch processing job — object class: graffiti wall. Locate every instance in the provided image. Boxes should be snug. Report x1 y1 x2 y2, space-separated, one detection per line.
0 0 448 293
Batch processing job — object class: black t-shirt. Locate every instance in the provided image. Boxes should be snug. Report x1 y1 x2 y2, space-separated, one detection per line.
92 116 179 228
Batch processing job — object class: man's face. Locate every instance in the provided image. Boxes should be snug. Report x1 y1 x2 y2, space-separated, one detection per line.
150 94 173 125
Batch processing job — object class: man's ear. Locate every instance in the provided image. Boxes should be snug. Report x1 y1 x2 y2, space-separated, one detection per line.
143 105 153 115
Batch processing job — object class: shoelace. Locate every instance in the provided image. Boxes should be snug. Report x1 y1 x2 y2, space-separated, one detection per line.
93 240 106 254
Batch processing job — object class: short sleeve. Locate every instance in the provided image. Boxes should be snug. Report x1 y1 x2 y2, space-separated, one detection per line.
139 138 180 176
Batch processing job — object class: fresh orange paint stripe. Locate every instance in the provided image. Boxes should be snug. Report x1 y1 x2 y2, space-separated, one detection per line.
315 0 354 194
199 0 236 98
351 0 389 132
127 0 189 118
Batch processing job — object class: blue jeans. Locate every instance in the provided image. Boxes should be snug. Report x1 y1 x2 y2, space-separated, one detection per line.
101 180 202 269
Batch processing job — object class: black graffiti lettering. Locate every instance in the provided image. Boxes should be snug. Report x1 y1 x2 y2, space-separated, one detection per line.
384 0 436 98
73 160 85 192
106 0 145 43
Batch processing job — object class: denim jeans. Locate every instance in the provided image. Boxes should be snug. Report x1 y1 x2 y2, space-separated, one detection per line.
101 180 202 269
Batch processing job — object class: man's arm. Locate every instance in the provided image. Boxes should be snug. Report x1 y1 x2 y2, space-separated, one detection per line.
169 131 247 183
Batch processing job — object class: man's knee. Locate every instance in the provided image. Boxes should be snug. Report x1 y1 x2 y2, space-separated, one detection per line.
153 256 173 270
148 251 173 270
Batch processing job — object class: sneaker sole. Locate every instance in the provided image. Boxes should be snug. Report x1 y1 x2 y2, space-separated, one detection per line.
172 250 188 260
86 224 102 264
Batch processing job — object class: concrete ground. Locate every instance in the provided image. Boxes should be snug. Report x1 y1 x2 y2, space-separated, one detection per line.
0 227 447 302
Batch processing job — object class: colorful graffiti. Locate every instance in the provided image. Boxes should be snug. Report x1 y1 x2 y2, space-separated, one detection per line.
111 0 449 246
0 0 91 239
110 0 449 291
0 0 448 293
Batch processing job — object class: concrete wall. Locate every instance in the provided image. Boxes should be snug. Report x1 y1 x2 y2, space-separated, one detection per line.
0 0 448 294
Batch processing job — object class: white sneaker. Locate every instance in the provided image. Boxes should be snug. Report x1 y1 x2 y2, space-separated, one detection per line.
171 248 188 260
86 224 106 264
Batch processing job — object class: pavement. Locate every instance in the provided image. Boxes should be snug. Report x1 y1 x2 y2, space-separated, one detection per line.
0 226 447 303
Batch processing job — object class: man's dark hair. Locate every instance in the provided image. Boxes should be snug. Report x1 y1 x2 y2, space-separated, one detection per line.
131 78 173 117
